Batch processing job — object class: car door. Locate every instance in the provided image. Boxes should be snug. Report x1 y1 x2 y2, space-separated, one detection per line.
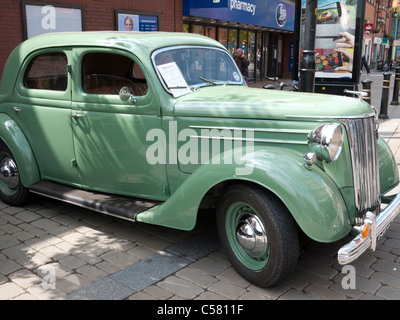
71 48 167 200
13 48 81 186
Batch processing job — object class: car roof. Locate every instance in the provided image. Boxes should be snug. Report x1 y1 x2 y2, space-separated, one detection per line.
18 31 225 54
0 31 225 95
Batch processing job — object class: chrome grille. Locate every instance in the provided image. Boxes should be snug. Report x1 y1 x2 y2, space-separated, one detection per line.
341 116 381 225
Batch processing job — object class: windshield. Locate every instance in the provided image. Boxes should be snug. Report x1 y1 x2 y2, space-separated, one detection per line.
152 46 243 96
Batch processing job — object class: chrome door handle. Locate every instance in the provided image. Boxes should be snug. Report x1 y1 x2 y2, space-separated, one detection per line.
11 107 21 112
72 113 84 126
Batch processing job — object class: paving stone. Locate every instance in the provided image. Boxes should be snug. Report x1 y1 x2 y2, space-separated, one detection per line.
216 267 251 288
304 284 347 300
15 210 40 223
166 229 220 261
110 251 190 291
59 255 87 270
237 291 269 300
0 234 20 250
371 259 400 277
9 269 42 289
158 276 203 299
247 283 291 300
0 282 25 299
65 277 135 300
176 267 218 288
208 280 246 300
27 283 67 300
100 250 139 269
2 243 36 260
144 284 174 300
0 259 23 275
56 273 92 295
127 291 156 300
278 289 320 300
371 271 400 289
297 259 339 280
31 218 60 231
76 264 109 282
194 291 228 300
376 286 400 300
190 257 229 276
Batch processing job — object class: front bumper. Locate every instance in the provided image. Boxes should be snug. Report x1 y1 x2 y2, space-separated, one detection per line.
338 192 400 265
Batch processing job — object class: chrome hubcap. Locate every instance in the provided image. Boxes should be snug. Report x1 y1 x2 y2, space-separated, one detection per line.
236 213 268 258
0 157 19 189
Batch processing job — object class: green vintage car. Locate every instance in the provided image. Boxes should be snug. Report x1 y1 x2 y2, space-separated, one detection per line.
0 31 399 287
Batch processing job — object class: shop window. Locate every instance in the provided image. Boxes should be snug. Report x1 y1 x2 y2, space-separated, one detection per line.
193 25 205 35
228 29 238 56
205 26 216 39
82 52 147 96
239 30 248 54
218 28 228 49
183 23 189 33
24 53 68 91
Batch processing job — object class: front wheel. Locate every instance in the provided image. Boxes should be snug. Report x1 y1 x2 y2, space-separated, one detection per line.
217 184 299 287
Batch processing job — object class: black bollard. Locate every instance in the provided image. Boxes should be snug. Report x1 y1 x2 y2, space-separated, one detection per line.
391 66 400 105
361 79 373 105
379 72 392 119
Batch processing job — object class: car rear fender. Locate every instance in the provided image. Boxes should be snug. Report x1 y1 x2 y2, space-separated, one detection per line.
0 113 40 187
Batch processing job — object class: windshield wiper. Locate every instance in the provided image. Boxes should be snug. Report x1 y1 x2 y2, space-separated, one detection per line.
199 77 228 87
199 77 217 85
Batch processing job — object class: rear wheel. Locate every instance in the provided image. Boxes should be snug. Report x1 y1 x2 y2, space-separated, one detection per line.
0 141 30 206
217 184 299 287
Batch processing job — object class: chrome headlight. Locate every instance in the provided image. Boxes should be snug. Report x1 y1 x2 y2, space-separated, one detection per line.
308 123 343 162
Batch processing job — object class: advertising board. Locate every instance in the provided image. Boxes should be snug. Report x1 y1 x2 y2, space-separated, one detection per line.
294 0 366 92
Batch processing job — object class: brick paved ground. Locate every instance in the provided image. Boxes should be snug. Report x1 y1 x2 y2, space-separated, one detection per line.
1 71 400 300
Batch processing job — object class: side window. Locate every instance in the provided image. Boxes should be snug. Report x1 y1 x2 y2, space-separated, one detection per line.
24 53 68 91
82 52 148 96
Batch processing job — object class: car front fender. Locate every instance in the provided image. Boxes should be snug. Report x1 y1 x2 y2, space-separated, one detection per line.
137 146 351 242
0 113 40 187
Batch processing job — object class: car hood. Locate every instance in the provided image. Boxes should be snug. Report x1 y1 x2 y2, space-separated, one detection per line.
174 86 374 120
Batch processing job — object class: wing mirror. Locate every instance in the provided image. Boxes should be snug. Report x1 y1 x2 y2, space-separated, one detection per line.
119 87 137 104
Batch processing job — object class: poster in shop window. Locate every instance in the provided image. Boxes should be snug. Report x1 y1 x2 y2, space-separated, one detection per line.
298 0 362 80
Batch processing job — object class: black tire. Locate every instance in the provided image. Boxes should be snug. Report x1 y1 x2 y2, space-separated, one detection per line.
216 184 299 287
0 140 31 206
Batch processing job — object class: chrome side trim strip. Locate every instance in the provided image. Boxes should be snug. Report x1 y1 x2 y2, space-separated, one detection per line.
189 136 308 145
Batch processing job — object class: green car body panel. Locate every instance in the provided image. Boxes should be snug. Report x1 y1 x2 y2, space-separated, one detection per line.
0 32 398 245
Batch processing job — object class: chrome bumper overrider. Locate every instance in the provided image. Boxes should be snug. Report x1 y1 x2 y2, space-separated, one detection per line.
338 192 400 265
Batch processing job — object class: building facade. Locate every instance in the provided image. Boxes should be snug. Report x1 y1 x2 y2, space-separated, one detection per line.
0 0 295 83
0 0 183 77
364 0 394 69
183 0 295 82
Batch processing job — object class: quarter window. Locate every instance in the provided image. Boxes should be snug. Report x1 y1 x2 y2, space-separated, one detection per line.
82 52 148 96
24 53 68 91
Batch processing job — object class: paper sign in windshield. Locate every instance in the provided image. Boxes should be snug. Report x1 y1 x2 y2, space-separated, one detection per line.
157 62 191 97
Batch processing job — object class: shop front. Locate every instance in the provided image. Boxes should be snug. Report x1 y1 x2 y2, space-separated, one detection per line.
183 0 295 83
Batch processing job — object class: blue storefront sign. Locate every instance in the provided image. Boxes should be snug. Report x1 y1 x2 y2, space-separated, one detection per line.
194 0 229 8
184 0 295 31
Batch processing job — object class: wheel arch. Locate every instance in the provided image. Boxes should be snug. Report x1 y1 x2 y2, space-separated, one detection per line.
0 113 40 187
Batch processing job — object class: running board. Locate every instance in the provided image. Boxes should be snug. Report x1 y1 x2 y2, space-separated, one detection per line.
30 181 161 222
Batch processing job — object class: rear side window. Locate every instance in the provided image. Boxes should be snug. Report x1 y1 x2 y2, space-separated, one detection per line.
82 52 148 96
24 53 68 91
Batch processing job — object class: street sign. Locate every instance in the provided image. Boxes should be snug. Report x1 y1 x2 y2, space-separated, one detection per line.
364 23 373 31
